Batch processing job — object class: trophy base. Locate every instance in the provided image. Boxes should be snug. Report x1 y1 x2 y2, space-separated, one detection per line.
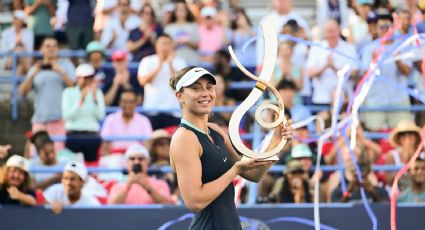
241 155 279 162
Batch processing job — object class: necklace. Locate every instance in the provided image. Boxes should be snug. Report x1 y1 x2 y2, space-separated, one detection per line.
181 118 210 135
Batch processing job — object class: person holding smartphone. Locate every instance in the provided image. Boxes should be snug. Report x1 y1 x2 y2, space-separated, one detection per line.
19 36 76 155
107 144 173 204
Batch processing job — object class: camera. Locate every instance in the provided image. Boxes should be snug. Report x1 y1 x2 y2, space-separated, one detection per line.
40 63 52 70
132 164 142 174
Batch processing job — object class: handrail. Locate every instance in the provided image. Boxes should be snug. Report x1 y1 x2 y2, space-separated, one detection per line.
29 164 403 174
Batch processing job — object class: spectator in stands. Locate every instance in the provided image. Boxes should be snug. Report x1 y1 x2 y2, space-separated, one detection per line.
138 34 186 130
19 36 75 153
357 11 378 48
386 120 421 189
211 50 246 101
62 63 105 163
331 152 388 203
145 129 177 195
361 11 414 131
306 20 359 108
272 41 303 90
165 0 200 65
103 50 143 106
1 10 33 76
398 153 425 203
0 155 36 206
107 144 173 204
101 0 139 51
43 161 100 214
277 80 311 127
347 0 374 50
327 142 379 201
269 160 312 203
127 3 163 62
29 131 64 190
397 9 413 36
256 0 309 68
326 125 381 165
24 0 55 50
228 7 256 67
101 89 153 155
85 41 106 87
281 20 312 105
210 74 236 122
316 0 350 33
146 129 171 167
198 6 227 62
64 0 93 51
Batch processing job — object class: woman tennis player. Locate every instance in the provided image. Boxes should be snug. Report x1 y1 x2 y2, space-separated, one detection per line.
169 66 292 229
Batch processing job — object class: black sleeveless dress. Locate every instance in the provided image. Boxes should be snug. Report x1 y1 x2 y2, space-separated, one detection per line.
179 123 242 230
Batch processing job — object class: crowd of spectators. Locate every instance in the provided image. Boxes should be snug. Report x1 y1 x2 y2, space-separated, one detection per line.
1 0 425 210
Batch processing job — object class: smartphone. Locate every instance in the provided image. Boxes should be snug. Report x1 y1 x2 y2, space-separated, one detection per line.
132 164 142 173
40 63 52 70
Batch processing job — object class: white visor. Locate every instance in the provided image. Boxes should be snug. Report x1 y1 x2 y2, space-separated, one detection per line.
175 67 216 91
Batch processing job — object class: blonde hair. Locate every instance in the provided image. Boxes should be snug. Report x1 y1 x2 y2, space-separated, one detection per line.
0 165 31 193
169 66 197 91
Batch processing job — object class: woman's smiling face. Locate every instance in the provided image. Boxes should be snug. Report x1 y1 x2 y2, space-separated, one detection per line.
179 76 216 116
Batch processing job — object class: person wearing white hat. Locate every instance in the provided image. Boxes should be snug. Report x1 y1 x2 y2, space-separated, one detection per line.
107 144 173 205
386 120 422 190
62 63 105 163
0 155 36 206
43 161 100 214
168 66 293 229
1 10 34 76
198 6 226 62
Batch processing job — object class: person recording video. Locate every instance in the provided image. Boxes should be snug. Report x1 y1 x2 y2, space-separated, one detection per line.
19 36 76 154
107 144 173 204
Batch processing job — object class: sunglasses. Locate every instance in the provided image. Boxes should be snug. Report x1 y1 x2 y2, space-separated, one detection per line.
378 24 391 30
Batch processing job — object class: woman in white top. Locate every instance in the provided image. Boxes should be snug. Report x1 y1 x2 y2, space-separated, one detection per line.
1 10 33 76
62 64 105 163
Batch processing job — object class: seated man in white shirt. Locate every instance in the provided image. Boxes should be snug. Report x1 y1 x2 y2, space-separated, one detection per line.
137 34 186 130
43 161 100 214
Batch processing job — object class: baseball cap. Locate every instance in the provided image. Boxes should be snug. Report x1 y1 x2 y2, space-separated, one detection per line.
125 144 150 160
356 0 374 5
285 160 305 174
291 144 313 159
175 67 216 91
64 161 88 181
367 11 378 23
75 63 95 78
111 50 127 62
13 10 26 23
86 41 105 54
6 155 29 173
201 7 217 18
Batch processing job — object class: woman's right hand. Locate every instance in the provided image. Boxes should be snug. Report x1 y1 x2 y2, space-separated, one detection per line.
232 158 274 175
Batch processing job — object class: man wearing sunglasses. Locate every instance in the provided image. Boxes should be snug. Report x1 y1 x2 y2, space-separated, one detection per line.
360 9 414 131
107 144 172 204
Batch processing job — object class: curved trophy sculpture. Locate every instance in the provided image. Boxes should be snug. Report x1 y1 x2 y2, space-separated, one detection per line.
228 16 288 160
